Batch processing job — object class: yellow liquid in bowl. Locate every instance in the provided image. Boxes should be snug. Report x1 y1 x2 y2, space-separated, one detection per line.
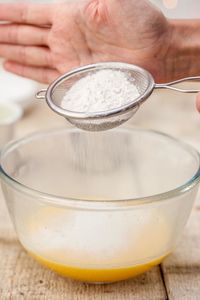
23 207 171 283
29 251 167 283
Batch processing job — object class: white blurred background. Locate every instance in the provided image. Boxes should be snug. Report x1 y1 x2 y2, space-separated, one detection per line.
151 0 200 18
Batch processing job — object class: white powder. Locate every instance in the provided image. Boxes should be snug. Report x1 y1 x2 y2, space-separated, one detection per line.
23 207 170 266
61 70 140 113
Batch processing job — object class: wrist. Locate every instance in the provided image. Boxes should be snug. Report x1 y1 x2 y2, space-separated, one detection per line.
165 20 200 81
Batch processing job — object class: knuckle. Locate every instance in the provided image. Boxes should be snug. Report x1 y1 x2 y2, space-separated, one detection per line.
8 25 19 43
19 46 28 63
19 3 29 23
15 25 21 44
40 29 48 45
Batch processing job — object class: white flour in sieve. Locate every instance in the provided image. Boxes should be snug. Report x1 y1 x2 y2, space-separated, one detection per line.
61 70 140 112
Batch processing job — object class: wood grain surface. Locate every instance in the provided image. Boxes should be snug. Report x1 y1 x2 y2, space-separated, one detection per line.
0 88 200 300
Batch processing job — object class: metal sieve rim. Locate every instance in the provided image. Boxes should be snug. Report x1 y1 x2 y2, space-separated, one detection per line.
45 62 155 120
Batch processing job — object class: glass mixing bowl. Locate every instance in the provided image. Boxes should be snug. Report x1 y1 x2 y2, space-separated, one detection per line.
0 128 200 284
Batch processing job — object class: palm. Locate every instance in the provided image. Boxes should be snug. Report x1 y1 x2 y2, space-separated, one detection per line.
50 0 170 82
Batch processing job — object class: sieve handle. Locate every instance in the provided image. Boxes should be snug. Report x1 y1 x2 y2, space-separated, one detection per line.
36 89 47 99
155 76 200 93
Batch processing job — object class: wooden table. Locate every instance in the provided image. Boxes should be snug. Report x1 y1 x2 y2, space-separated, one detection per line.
0 89 200 300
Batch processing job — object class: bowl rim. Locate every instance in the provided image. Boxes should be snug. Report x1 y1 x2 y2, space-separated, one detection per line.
0 127 200 209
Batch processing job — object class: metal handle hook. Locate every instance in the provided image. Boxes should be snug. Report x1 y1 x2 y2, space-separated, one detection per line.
36 89 47 99
155 76 200 93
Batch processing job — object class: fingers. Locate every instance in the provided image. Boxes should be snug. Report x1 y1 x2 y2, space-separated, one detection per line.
0 3 53 25
4 61 59 83
196 92 200 113
0 44 52 67
0 24 49 46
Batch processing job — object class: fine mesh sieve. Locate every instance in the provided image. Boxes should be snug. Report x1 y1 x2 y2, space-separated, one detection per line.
36 62 200 131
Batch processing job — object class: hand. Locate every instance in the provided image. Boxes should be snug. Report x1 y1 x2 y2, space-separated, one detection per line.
0 1 199 112
0 0 171 83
